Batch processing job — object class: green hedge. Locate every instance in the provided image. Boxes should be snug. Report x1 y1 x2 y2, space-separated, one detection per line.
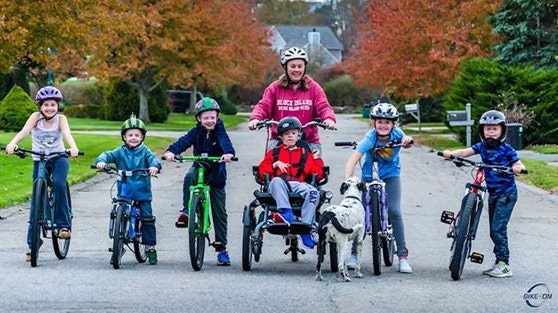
0 85 36 131
445 58 558 145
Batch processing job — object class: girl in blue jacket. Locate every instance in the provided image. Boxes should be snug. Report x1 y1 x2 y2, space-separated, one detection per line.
95 115 161 265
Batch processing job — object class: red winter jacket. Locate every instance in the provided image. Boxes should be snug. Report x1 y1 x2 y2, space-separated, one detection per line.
258 144 324 183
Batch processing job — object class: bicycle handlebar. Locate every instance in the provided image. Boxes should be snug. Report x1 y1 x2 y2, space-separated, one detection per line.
255 118 336 131
436 151 528 174
2 147 84 158
162 154 238 162
90 165 159 176
334 140 413 151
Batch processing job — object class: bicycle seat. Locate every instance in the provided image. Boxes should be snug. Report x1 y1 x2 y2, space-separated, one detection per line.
266 222 313 235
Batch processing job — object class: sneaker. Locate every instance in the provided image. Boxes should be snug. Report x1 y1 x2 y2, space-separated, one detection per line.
175 211 188 228
346 254 357 270
487 261 512 278
398 258 413 273
146 248 158 265
300 233 316 249
217 250 231 266
26 239 44 262
273 208 295 223
482 263 498 275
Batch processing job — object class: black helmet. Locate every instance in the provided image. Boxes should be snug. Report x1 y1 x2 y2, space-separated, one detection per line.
277 116 302 135
479 110 507 141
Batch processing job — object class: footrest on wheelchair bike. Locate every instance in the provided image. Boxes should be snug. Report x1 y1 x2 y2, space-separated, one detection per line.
470 252 484 264
266 222 312 235
440 210 455 224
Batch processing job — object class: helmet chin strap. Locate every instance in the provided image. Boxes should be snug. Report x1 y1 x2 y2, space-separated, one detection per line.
41 112 58 121
484 138 502 149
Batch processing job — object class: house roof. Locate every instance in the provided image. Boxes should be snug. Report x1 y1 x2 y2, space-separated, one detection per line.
273 25 343 51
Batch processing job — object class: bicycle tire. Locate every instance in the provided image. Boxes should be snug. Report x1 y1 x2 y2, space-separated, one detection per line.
329 242 339 272
30 179 47 267
53 183 71 259
290 237 299 262
370 189 382 275
449 192 477 280
242 206 253 271
189 194 205 271
111 204 126 269
133 215 147 263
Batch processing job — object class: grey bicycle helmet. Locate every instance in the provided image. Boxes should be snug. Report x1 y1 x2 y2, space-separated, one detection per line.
479 110 507 141
280 47 309 65
35 86 63 104
194 97 220 116
277 116 302 135
370 103 399 121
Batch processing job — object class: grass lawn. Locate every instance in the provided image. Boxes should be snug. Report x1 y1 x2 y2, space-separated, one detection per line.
0 134 174 208
67 113 248 131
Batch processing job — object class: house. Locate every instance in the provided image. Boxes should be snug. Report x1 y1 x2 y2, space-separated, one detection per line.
269 25 343 68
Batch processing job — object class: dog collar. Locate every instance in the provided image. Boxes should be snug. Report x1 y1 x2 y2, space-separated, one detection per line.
345 195 361 201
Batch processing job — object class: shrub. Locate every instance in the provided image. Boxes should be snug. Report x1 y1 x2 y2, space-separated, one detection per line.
323 75 372 112
59 79 105 106
0 85 36 131
215 92 238 115
63 104 102 118
103 78 169 123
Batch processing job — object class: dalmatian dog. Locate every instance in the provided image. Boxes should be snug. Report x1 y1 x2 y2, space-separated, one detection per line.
316 176 366 282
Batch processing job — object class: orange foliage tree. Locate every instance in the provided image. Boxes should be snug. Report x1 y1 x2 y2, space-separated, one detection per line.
346 0 501 98
89 0 274 121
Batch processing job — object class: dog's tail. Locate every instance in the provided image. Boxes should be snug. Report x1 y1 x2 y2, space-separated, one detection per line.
331 217 354 234
319 210 354 234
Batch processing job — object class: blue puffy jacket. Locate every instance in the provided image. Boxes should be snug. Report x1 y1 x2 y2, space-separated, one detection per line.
95 144 162 201
166 119 235 188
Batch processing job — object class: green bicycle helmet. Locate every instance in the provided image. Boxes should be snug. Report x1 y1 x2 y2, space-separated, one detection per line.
121 114 147 138
194 97 220 116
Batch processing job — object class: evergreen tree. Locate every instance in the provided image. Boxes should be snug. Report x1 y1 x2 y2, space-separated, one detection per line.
490 0 558 68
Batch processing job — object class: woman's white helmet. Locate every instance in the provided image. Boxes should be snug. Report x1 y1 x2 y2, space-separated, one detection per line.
280 47 309 65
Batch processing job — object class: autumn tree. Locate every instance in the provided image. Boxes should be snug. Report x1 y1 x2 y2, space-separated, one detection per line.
0 0 114 87
255 0 316 25
346 0 501 98
490 0 558 68
89 0 274 121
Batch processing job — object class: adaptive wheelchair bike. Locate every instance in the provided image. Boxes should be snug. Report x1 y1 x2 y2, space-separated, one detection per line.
241 119 336 272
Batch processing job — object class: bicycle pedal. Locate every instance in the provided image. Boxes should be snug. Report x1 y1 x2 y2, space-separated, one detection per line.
470 252 484 264
108 248 113 252
440 210 454 224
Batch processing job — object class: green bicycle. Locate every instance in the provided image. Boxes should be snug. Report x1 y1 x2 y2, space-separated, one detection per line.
164 153 237 271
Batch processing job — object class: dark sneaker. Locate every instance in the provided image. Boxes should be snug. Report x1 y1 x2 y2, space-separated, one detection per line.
300 233 316 249
175 211 188 228
147 248 158 265
217 250 231 266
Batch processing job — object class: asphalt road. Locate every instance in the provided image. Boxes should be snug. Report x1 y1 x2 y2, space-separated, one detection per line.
1 115 556 313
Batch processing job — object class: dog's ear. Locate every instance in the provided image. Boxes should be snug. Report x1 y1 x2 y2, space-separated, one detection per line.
340 182 349 195
357 182 365 191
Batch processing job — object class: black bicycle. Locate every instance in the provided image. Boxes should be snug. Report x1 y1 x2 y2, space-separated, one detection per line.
93 165 157 269
3 147 82 267
438 152 527 280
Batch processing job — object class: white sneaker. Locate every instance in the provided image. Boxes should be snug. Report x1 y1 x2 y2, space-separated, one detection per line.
487 261 512 278
482 263 497 275
346 254 357 270
398 258 413 273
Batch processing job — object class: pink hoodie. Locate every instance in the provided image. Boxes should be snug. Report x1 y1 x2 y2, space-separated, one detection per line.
249 76 336 144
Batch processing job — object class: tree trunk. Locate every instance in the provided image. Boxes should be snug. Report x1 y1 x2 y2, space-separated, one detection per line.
189 82 198 113
138 87 150 122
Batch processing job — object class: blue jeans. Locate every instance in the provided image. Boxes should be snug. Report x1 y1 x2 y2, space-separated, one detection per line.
137 201 156 246
27 157 71 247
487 190 518 265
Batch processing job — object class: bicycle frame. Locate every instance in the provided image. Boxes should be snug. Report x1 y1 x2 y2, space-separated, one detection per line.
364 162 388 235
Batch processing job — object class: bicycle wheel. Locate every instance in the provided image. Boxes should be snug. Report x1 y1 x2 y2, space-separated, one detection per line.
189 194 206 271
133 216 147 263
111 204 127 269
242 205 254 271
30 179 47 267
449 192 477 280
53 183 71 259
381 223 395 267
329 242 339 272
369 189 382 275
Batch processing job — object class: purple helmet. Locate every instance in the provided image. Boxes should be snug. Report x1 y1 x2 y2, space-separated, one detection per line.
35 86 63 104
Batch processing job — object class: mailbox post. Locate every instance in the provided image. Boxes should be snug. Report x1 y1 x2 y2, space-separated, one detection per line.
404 99 420 132
447 103 474 146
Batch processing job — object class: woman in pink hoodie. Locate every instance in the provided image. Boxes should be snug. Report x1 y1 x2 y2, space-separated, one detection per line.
248 47 336 157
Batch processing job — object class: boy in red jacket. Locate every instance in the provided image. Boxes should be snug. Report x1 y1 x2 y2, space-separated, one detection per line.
258 116 324 248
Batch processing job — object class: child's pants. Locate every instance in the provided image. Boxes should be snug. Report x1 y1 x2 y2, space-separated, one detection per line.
488 190 517 264
268 177 319 224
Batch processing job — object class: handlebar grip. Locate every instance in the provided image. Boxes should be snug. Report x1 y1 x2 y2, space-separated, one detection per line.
335 142 354 147
520 169 528 174
436 151 444 156
90 165 97 169
231 157 239 161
